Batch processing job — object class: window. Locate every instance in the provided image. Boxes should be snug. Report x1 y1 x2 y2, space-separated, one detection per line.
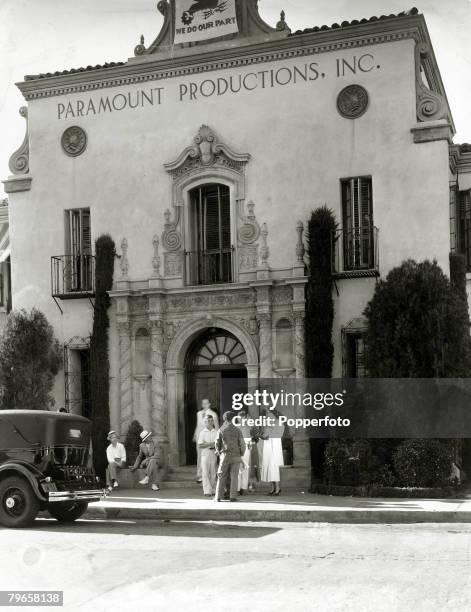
187 184 232 285
67 208 91 257
341 177 375 271
343 332 367 378
65 208 92 292
449 182 458 254
457 190 471 271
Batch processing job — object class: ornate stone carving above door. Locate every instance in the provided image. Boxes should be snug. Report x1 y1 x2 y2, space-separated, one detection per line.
164 125 250 181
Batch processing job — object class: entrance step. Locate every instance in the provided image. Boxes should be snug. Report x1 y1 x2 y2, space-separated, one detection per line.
165 466 198 483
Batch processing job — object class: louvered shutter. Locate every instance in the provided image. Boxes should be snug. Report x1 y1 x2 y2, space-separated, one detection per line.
81 210 91 254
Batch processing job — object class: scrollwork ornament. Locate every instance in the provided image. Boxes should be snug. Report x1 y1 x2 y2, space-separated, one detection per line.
238 200 260 245
8 107 30 175
414 42 447 123
161 208 182 252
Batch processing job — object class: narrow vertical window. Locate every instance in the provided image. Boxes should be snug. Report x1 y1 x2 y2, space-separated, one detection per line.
66 208 92 292
187 184 232 285
458 190 471 271
341 177 374 271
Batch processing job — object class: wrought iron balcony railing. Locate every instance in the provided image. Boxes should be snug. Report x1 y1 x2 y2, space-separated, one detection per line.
51 254 95 299
332 227 379 278
185 248 233 286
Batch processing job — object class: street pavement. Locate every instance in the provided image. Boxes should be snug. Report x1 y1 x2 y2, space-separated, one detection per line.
0 518 470 611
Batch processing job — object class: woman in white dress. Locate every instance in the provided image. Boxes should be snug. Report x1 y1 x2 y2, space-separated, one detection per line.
237 409 252 494
260 411 284 495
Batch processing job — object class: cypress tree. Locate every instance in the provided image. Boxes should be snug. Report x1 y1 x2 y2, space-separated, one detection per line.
305 207 337 377
90 235 116 479
305 207 337 482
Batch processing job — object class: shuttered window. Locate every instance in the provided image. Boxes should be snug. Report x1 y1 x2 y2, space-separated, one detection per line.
341 177 374 270
458 190 471 271
65 208 92 292
342 330 367 378
67 209 91 256
188 184 232 284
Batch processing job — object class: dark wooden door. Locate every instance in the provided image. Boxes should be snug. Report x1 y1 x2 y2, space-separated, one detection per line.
186 371 221 464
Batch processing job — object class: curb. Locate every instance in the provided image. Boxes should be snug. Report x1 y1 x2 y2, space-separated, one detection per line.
84 506 471 524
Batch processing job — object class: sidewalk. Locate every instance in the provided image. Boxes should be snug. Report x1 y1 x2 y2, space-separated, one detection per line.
85 487 471 523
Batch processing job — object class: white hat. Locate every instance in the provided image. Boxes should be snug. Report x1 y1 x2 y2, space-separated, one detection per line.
107 430 117 441
140 430 152 442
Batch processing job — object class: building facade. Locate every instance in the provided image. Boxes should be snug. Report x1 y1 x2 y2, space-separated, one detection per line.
2 1 467 484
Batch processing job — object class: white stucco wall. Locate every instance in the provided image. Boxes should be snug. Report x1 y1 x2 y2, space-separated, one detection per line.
6 35 452 407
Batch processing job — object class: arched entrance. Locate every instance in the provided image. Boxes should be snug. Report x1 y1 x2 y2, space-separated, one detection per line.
184 328 248 465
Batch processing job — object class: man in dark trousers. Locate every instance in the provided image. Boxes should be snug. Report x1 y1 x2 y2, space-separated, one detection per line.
214 411 246 502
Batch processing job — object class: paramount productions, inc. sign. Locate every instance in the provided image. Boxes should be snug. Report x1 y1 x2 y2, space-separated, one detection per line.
174 0 239 44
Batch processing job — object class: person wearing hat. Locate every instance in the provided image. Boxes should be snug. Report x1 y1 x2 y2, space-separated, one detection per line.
193 398 219 483
106 431 127 491
129 430 161 491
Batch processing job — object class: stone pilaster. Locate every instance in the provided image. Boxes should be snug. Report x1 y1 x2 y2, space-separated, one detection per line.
117 321 133 433
150 318 168 467
258 313 273 379
294 312 305 379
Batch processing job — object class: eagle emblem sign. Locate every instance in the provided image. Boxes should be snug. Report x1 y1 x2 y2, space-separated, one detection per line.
174 0 238 44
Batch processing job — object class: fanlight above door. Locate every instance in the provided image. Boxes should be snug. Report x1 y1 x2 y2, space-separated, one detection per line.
189 333 247 368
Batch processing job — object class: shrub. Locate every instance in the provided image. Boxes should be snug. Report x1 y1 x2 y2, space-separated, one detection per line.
0 309 62 410
125 420 143 464
324 439 379 486
393 439 454 487
365 259 471 377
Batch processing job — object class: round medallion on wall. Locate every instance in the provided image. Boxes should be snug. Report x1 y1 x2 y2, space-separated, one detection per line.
61 126 87 157
336 85 369 119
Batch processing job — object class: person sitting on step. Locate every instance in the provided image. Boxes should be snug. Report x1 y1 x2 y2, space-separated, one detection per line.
129 430 161 491
106 431 127 492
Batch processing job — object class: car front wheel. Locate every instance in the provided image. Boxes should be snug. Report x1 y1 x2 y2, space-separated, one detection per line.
48 501 88 522
0 476 40 528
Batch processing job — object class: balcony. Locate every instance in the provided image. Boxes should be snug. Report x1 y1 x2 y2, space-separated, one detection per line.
332 227 379 278
185 248 233 286
51 254 95 299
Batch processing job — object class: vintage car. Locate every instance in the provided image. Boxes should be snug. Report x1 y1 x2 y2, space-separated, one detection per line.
0 410 103 528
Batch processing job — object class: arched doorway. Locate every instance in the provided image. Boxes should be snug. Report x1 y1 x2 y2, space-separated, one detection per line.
184 328 248 465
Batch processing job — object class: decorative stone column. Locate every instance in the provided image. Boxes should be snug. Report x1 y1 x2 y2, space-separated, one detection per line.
150 319 168 468
293 311 311 477
258 314 273 379
294 312 305 379
117 321 133 433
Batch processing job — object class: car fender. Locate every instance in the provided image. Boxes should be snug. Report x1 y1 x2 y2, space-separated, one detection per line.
0 462 47 502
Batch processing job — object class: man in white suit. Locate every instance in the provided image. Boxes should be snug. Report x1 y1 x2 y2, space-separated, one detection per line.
193 398 219 482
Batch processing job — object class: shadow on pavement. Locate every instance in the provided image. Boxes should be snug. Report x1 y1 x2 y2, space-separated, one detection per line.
21 517 281 538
